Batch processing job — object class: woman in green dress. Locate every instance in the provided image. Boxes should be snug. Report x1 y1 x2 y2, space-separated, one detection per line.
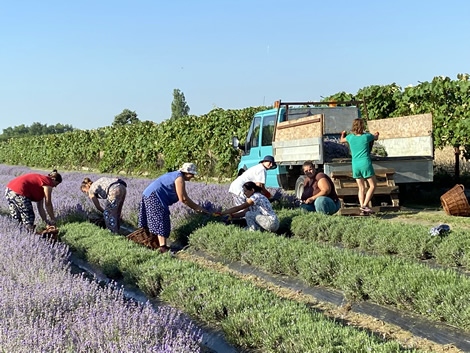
341 118 379 215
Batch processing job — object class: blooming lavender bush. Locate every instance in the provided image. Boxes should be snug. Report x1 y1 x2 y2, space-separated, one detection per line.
0 215 202 352
0 164 296 231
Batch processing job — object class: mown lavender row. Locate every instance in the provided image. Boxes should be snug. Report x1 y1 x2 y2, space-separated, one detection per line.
60 221 424 353
189 223 470 331
0 216 202 352
290 212 470 270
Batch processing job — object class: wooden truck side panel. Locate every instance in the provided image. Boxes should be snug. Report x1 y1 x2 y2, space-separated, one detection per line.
272 114 324 165
367 113 433 158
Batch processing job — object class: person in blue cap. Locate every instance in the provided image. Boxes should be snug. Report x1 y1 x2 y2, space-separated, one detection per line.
228 155 277 206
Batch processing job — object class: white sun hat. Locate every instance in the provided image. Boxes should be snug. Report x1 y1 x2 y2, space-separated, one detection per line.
179 162 198 175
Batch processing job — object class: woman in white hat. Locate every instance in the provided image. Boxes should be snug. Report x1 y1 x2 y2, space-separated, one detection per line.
138 163 209 253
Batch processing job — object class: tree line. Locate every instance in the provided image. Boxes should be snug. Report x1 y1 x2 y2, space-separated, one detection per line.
1 88 191 140
0 122 75 142
0 75 469 179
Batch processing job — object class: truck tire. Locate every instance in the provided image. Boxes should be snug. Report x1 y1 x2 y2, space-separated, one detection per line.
295 175 306 200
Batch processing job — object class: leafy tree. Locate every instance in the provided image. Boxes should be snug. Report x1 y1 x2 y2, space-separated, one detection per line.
356 83 402 120
0 122 74 141
30 122 47 136
113 109 139 127
171 89 190 120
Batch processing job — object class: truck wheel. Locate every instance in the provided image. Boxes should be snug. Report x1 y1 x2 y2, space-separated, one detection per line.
295 175 306 200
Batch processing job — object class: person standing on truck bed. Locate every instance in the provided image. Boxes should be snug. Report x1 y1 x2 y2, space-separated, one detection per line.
229 155 277 206
300 161 341 215
340 118 379 216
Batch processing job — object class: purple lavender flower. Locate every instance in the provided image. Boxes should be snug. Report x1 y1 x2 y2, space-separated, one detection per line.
0 214 202 352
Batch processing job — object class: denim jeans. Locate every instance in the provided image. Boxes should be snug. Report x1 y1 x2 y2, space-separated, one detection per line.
300 196 341 215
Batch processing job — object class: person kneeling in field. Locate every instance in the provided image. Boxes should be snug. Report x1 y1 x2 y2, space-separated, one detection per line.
220 181 279 232
300 161 341 215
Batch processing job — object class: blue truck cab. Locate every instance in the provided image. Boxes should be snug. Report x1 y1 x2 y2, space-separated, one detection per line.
234 101 361 191
234 107 283 188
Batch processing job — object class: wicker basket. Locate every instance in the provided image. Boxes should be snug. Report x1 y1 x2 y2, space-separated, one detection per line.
127 227 159 249
440 184 470 216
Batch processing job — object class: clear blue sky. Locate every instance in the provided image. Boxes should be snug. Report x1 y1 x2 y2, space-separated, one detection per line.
1 0 469 132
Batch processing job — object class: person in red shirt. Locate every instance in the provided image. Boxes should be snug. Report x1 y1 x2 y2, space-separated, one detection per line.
5 170 62 230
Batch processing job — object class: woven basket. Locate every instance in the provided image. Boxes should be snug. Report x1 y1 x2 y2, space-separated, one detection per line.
440 184 470 216
127 227 159 249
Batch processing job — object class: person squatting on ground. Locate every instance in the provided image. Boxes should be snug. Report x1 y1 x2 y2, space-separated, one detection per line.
81 177 127 233
228 155 277 206
300 161 341 215
138 163 209 253
5 170 62 231
340 118 379 216
220 181 279 232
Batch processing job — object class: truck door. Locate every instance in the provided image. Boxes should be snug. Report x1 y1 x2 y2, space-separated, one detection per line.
241 113 280 187
244 116 262 164
260 114 278 187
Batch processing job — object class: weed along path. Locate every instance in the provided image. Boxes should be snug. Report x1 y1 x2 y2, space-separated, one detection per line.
184 249 470 353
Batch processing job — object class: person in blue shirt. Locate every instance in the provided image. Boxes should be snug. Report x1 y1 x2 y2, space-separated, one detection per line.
341 118 379 215
138 163 209 253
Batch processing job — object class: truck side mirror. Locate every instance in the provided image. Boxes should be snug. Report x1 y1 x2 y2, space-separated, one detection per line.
231 136 244 151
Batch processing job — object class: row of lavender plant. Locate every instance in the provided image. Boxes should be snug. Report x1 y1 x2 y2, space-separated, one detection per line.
0 215 202 352
0 164 296 230
189 222 470 331
60 221 425 353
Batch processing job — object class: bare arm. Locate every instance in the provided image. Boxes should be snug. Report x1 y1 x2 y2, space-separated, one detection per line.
42 186 56 224
340 131 347 144
254 182 272 198
373 131 379 140
90 195 104 213
304 178 330 204
221 198 254 217
175 177 208 214
36 200 48 224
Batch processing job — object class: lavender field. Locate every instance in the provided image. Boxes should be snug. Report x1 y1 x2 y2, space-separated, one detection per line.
0 165 213 352
2 165 468 352
0 164 294 230
0 165 295 352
